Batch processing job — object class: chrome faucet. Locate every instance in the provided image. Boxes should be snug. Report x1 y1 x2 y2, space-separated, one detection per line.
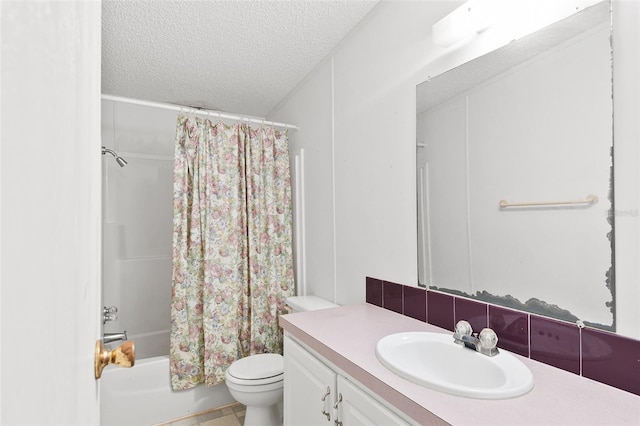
103 331 128 344
453 320 499 357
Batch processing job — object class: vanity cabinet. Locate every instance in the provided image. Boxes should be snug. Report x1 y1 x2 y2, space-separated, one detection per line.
283 335 410 426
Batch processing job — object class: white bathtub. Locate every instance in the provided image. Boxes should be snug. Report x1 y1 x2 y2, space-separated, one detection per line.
101 355 236 425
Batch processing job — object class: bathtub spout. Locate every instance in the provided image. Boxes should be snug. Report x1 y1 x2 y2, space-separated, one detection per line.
104 331 128 344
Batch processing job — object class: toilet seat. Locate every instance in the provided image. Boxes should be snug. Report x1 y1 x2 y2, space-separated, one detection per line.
226 353 284 387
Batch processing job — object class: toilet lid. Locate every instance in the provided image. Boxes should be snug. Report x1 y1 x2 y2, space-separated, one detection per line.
227 353 284 382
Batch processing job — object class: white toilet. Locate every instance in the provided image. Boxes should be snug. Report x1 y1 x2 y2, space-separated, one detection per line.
225 295 338 426
225 353 284 426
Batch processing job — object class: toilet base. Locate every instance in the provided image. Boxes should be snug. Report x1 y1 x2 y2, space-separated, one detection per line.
243 400 282 426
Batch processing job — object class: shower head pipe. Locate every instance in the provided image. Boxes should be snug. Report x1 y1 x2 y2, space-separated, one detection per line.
102 146 128 167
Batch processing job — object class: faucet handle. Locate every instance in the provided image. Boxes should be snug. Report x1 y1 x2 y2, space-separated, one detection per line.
455 320 473 336
479 328 498 349
103 306 119 324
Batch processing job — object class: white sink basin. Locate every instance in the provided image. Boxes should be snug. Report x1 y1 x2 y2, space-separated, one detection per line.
376 332 534 399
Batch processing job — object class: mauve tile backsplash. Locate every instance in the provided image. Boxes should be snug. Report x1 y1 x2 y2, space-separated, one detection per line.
582 328 640 395
454 297 487 332
528 316 581 375
489 305 529 357
364 277 640 396
403 286 426 322
427 291 455 331
365 277 383 307
382 281 403 314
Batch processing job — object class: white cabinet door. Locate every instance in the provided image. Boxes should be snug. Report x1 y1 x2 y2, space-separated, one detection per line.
336 375 410 426
284 336 337 426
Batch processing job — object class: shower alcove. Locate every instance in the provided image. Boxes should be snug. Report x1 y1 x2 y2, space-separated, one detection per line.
100 97 235 425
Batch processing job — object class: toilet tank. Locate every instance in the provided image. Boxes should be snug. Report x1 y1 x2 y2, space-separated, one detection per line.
285 295 338 313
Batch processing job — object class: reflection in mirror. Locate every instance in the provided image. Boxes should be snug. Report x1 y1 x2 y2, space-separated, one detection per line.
416 1 614 330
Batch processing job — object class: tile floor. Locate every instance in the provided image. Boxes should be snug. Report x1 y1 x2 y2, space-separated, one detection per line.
158 402 246 426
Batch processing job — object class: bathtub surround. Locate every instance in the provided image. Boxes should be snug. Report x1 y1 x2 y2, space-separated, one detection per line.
101 99 176 360
366 277 640 397
170 115 295 390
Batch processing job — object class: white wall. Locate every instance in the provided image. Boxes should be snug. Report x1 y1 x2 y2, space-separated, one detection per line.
271 1 460 305
1 2 101 424
270 60 336 302
269 0 640 339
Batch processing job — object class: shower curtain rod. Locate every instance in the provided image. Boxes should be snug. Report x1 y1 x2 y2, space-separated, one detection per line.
101 94 299 130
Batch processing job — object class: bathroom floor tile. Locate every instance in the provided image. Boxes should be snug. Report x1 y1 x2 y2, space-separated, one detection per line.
160 402 245 426
199 414 242 426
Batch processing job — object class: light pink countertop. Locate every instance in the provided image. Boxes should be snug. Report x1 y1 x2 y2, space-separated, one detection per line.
280 303 640 426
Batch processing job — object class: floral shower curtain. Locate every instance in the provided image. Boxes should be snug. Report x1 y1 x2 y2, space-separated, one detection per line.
170 115 295 391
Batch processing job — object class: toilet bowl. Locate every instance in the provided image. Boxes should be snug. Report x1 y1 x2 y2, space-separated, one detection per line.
225 353 284 426
225 295 339 425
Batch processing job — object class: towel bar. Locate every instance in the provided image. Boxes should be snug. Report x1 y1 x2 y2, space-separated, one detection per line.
499 194 598 208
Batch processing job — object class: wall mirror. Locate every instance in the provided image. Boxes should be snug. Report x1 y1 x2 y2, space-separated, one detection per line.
416 1 614 330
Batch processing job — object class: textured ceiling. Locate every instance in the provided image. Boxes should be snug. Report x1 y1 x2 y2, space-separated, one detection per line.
102 0 378 117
